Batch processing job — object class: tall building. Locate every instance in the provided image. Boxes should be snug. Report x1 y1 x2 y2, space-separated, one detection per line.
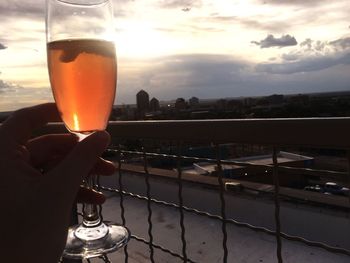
175 97 187 110
136 90 149 112
189 96 199 107
150 97 160 112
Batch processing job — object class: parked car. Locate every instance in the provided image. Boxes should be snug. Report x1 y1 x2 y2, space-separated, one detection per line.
303 185 324 193
323 182 350 196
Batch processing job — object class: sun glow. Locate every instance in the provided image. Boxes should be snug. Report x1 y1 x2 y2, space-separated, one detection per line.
115 21 184 58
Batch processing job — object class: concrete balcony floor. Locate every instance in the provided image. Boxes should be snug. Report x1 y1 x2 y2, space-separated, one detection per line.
85 172 350 263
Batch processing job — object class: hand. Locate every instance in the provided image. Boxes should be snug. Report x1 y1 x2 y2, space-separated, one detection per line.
0 103 115 263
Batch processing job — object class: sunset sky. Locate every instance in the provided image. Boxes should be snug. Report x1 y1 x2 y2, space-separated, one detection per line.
1 0 350 111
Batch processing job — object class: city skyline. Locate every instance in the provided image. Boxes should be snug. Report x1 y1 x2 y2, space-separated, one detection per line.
1 0 350 111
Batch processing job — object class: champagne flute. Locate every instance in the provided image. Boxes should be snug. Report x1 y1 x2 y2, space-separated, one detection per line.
46 0 129 259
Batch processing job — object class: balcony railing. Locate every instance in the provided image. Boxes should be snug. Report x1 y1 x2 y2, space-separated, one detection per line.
38 118 350 263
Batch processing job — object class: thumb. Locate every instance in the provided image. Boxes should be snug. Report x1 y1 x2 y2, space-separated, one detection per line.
51 131 111 187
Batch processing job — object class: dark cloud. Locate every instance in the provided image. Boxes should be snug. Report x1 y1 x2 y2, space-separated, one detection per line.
207 16 236 22
0 43 7 50
158 54 246 86
158 0 202 9
118 54 249 101
281 53 299 61
146 54 247 93
256 52 350 74
300 37 350 53
300 38 313 50
252 34 298 48
118 53 350 104
300 38 327 52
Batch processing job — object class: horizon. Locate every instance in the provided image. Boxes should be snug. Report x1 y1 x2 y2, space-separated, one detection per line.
1 89 349 113
1 0 350 112
116 89 350 106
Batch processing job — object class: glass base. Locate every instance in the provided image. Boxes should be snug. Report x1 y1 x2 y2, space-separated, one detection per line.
63 221 130 259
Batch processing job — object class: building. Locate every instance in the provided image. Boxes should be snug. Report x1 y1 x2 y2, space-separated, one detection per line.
136 90 149 113
189 96 199 107
185 151 314 181
149 97 160 112
175 97 187 110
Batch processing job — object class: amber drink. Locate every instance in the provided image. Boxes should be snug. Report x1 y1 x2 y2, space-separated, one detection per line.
47 39 116 134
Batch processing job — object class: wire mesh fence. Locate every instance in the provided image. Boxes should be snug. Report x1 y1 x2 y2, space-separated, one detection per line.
63 145 350 263
40 119 350 263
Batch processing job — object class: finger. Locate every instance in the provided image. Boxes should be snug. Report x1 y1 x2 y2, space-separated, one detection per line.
51 131 110 187
1 103 61 144
39 155 116 176
76 187 106 204
91 158 116 175
27 134 77 167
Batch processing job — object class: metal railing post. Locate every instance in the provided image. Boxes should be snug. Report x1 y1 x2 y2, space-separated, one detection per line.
176 143 188 262
116 146 129 263
273 147 283 263
215 144 228 263
142 145 155 262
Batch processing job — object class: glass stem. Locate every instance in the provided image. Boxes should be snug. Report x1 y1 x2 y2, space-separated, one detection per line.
82 175 101 227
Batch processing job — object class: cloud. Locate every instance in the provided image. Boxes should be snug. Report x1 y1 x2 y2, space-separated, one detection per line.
158 0 202 8
205 15 291 32
279 36 350 64
155 23 223 34
279 38 329 63
0 79 15 92
330 37 350 50
281 53 299 62
157 54 246 89
260 0 332 7
117 54 249 102
300 38 313 50
0 43 7 50
256 52 350 74
252 34 298 48
0 0 44 19
117 53 350 104
300 38 329 53
3 51 350 109
0 79 53 111
0 0 130 20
